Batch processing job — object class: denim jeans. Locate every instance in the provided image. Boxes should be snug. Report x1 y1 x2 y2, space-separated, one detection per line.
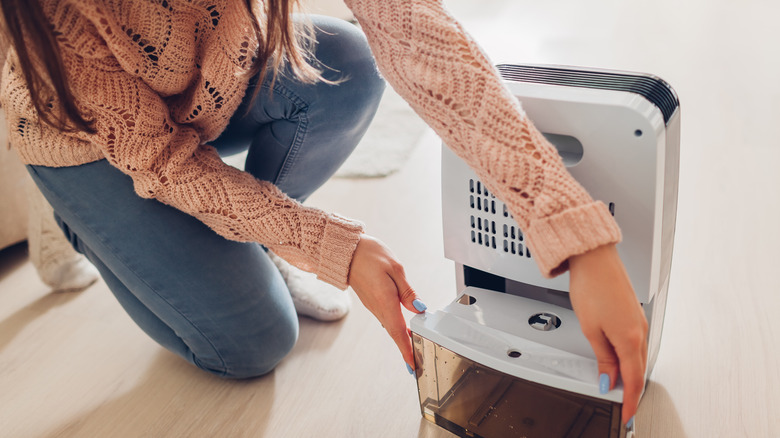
27 16 385 378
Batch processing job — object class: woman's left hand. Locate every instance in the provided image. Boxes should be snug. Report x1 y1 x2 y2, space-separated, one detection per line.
568 243 649 424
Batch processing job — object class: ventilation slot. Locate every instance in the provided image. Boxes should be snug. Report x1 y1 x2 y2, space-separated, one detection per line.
466 177 531 259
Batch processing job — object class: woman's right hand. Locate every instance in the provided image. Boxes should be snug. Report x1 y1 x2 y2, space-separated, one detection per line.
347 234 425 371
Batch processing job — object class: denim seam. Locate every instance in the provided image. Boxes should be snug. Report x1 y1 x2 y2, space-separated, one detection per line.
258 81 310 188
276 113 308 188
28 165 231 377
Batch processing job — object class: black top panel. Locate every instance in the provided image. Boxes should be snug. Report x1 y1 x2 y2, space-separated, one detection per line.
497 64 680 124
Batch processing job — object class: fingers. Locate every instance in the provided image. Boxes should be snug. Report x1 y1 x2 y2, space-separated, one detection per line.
383 301 416 369
387 262 426 314
585 329 620 394
615 332 648 422
385 265 425 370
585 327 646 424
347 234 424 371
361 268 417 370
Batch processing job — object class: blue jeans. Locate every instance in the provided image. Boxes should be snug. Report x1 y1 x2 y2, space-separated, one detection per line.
27 16 385 378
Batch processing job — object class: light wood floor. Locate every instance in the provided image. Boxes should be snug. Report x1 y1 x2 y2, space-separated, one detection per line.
2 0 779 436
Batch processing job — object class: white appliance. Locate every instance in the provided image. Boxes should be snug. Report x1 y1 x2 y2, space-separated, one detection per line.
410 64 680 438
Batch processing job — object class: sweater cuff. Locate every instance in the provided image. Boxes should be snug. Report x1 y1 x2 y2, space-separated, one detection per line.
315 214 365 289
526 201 622 278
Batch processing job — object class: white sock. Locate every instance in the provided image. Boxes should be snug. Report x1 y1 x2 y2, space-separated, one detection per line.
267 251 351 321
26 181 100 292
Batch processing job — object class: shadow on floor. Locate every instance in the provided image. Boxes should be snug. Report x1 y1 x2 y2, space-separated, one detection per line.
0 287 81 354
39 350 277 437
27 298 353 437
0 242 28 282
638 380 688 437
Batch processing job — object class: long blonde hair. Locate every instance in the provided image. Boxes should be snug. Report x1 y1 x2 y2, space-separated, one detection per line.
0 0 320 134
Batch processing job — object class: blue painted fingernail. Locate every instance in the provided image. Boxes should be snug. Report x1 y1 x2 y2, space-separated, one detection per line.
626 416 634 429
406 363 415 375
599 373 609 394
412 299 427 312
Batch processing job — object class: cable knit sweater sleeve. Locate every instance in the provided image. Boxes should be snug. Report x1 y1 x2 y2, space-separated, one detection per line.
345 0 622 277
71 60 361 288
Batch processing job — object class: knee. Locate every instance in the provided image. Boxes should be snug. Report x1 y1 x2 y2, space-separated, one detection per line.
309 15 386 98
196 309 299 379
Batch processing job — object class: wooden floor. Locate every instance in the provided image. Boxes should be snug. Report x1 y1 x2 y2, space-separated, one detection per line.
2 0 779 436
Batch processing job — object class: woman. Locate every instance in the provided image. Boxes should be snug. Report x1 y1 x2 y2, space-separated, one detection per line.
0 0 647 424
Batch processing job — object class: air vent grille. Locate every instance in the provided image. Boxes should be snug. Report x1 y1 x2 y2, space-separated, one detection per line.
468 178 615 258
469 178 531 259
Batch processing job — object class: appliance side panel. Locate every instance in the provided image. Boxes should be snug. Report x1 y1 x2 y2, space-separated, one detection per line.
659 110 681 294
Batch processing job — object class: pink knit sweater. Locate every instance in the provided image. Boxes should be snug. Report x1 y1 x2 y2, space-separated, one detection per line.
0 0 620 289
